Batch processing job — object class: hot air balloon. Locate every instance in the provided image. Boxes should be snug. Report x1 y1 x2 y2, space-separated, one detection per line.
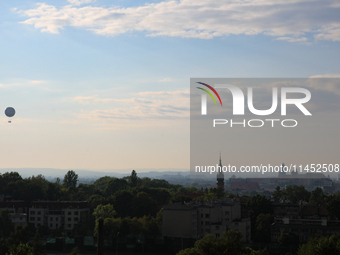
5 107 15 123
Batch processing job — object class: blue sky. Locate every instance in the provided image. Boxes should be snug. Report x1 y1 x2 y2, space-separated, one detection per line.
0 0 339 172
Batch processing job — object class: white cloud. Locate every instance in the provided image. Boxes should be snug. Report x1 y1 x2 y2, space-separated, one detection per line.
309 74 340 78
276 37 308 43
0 80 45 88
74 90 189 121
159 78 173 82
67 0 96 6
17 0 340 42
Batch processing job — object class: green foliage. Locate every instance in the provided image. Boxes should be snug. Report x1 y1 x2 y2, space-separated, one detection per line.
93 203 117 221
171 195 192 203
177 230 267 255
177 247 199 255
281 185 310 203
101 215 162 237
309 187 325 206
32 232 45 255
8 243 33 255
105 178 128 196
298 235 340 255
63 170 79 188
255 213 272 243
0 210 15 239
68 246 80 255
273 186 282 201
111 190 134 217
247 195 273 242
93 176 114 191
278 231 299 246
8 226 30 248
132 192 158 217
272 185 310 203
130 170 138 187
326 193 340 219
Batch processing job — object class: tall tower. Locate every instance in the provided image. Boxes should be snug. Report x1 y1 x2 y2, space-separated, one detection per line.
278 163 286 178
216 153 225 189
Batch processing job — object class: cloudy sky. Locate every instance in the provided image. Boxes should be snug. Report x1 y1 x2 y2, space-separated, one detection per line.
0 0 339 172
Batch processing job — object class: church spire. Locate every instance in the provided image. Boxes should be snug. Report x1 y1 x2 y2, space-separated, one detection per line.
219 152 222 167
217 152 224 189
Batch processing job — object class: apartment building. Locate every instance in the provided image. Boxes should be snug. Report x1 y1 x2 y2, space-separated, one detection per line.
29 201 89 230
162 199 251 242
0 196 28 227
270 202 340 243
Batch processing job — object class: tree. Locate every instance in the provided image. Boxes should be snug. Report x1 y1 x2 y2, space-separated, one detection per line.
93 204 117 221
132 192 158 217
130 170 138 187
273 186 283 201
283 185 310 203
177 230 268 255
63 170 78 188
298 235 340 255
105 178 128 196
8 243 33 255
68 246 80 255
8 225 30 248
0 210 14 239
32 232 45 255
255 213 272 243
247 195 273 242
309 187 325 206
326 194 340 219
278 231 299 246
112 190 134 217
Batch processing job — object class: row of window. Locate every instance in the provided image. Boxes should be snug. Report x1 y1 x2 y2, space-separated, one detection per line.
29 217 78 222
30 211 79 215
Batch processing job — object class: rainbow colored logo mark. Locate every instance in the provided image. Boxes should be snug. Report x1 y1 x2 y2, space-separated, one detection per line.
196 82 223 106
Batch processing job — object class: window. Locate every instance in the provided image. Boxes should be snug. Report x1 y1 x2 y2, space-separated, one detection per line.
37 211 41 215
50 224 52 228
216 234 220 238
56 218 59 221
201 214 203 218
68 212 71 215
74 218 78 222
56 223 58 228
68 218 71 221
68 224 71 228
205 222 210 226
216 226 220 230
30 217 35 221
50 217 53 221
74 211 79 215
225 211 229 215
37 217 41 221
201 221 203 226
31 211 35 215
205 214 209 218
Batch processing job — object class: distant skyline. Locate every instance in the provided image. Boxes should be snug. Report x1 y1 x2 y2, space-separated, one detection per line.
0 0 339 171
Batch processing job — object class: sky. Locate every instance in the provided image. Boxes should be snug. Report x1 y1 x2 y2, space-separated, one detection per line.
0 0 339 172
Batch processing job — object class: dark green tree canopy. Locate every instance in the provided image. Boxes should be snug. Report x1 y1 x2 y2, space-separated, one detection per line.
63 170 79 188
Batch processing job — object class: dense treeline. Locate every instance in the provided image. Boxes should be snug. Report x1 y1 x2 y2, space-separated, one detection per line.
0 170 205 254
